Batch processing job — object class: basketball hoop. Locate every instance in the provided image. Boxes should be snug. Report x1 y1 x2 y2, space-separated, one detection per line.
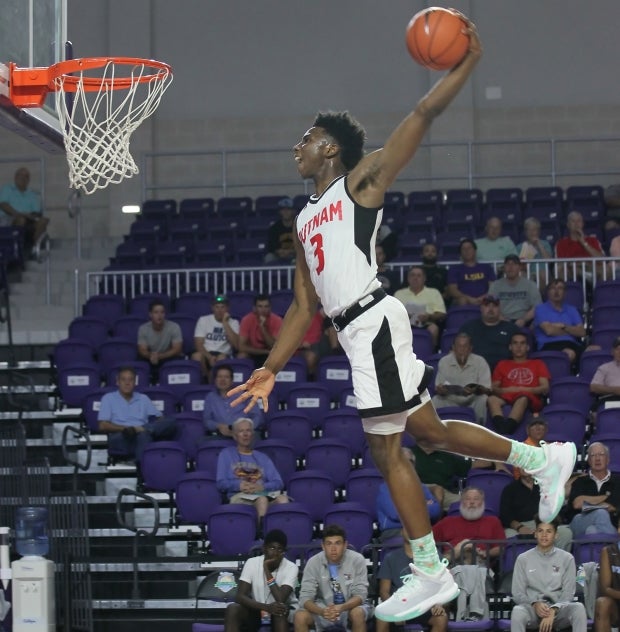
8 57 173 194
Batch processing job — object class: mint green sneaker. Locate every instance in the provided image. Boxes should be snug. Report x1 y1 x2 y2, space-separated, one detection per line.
528 441 577 523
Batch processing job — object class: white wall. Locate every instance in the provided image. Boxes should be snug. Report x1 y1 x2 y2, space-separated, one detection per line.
0 0 619 239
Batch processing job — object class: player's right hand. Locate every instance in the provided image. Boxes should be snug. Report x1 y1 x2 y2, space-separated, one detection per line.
227 367 276 413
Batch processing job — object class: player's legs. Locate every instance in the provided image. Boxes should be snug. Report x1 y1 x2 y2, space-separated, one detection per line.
595 595 619 632
293 608 314 631
224 602 261 632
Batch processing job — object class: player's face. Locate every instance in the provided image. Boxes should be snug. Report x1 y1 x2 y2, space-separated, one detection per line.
322 536 346 564
293 126 333 179
534 522 556 550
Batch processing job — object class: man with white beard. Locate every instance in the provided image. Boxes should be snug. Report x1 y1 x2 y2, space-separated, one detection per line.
432 487 505 565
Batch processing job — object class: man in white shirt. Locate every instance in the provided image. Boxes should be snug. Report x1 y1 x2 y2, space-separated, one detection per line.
191 294 240 379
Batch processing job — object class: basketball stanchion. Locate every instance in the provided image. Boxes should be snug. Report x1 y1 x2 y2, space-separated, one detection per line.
6 57 173 194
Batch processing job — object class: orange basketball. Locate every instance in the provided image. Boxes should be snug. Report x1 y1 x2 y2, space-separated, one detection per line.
406 7 469 71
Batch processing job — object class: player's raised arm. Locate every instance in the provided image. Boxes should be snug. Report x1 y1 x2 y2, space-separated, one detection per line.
348 19 482 208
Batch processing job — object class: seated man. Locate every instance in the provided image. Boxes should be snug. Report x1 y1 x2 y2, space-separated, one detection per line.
511 517 587 632
594 539 620 632
376 448 442 541
224 529 299 632
216 418 288 522
394 265 446 349
137 300 183 378
238 294 284 368
567 441 620 538
294 524 372 631
97 365 176 465
432 486 505 566
375 243 402 296
0 166 49 254
487 332 550 434
499 472 572 551
446 238 496 306
202 363 264 437
590 336 620 409
432 332 492 425
377 533 449 632
191 294 240 380
474 216 518 263
264 197 296 264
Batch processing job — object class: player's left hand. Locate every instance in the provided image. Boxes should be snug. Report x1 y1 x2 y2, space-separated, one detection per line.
227 367 276 412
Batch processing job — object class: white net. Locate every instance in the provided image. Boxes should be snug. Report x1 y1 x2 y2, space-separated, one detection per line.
54 59 173 195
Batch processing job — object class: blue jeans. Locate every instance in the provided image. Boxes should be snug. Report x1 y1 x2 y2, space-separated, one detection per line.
570 508 616 536
107 416 177 462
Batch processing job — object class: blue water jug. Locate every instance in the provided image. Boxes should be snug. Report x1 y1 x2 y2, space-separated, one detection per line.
15 506 49 557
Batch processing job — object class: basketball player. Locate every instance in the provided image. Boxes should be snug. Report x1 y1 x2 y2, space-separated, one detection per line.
229 17 576 624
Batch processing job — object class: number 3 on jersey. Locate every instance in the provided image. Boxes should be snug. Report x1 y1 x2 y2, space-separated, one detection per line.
309 233 325 275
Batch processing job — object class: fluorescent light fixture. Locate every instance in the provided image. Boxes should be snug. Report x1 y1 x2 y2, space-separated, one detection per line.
122 205 141 214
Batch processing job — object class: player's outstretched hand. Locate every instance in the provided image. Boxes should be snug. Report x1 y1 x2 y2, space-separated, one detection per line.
448 8 482 59
227 367 276 413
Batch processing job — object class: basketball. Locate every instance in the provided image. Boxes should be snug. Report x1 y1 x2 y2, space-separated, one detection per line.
406 7 470 71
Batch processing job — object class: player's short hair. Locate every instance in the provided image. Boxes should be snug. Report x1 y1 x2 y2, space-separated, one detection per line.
314 111 366 171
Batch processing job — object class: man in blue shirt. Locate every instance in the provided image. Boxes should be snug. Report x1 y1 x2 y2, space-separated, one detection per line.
203 364 264 437
98 365 176 463
0 167 49 252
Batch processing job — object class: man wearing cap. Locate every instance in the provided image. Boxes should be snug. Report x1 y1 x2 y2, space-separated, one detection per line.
590 337 620 408
499 471 573 550
447 238 496 306
264 197 296 263
474 216 518 263
487 332 551 434
225 528 299 631
191 294 240 380
488 254 542 327
459 295 521 371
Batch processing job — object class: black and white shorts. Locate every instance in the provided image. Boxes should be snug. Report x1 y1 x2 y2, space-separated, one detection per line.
337 295 430 435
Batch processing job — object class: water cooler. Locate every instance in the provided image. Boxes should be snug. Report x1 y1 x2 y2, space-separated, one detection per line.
11 507 55 632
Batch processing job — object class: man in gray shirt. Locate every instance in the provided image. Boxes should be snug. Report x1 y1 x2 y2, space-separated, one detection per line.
510 517 587 632
137 300 183 378
489 254 542 327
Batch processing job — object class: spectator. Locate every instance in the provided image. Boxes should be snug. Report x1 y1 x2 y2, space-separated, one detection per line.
376 534 449 632
264 197 296 264
375 243 402 295
216 417 289 522
516 216 553 279
432 332 492 425
566 441 620 538
510 517 586 632
0 166 48 255
556 210 604 261
97 366 176 465
238 294 284 367
499 473 572 550
202 364 264 437
594 539 620 632
296 306 325 378
432 486 505 565
533 278 588 364
488 254 542 326
137 300 183 379
487 332 551 435
420 242 449 301
590 336 620 408
459 295 521 371
376 448 442 541
394 266 446 348
294 524 372 631
224 529 299 631
447 238 496 306
513 417 549 479
474 217 518 263
191 294 240 380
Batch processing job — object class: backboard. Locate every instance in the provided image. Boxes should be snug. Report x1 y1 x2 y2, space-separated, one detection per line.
0 0 67 152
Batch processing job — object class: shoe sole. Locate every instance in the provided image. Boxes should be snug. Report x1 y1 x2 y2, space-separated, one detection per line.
539 442 577 523
375 579 460 623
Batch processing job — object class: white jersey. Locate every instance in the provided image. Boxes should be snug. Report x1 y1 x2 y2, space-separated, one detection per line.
296 175 382 318
193 314 239 355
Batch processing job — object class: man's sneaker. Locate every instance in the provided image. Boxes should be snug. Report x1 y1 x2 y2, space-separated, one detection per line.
527 441 577 523
374 562 459 623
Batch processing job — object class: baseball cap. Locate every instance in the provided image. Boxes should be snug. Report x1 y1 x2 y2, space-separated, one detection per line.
614 336 620 348
527 416 548 428
278 197 294 209
213 294 229 304
481 294 500 305
504 254 521 265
